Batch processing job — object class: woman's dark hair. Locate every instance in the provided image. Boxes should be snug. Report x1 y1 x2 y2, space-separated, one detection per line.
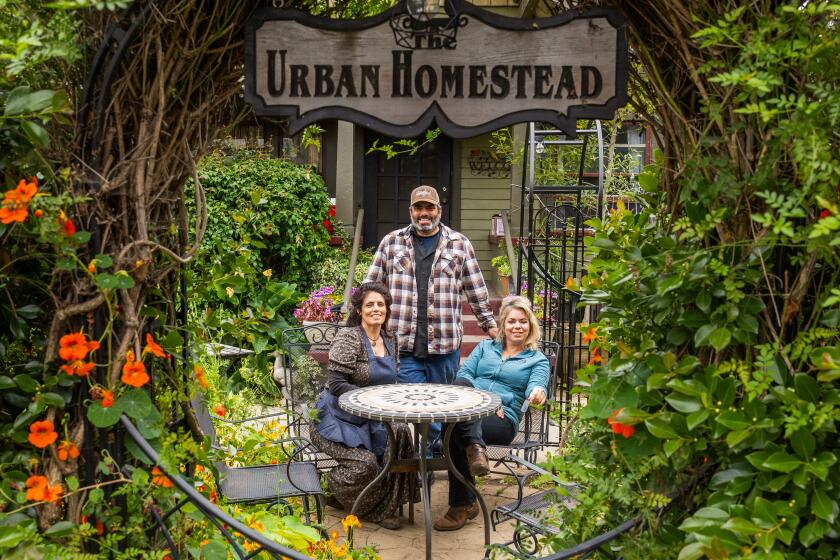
346 282 392 332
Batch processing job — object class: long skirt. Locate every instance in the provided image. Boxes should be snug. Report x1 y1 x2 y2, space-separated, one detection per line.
309 420 419 522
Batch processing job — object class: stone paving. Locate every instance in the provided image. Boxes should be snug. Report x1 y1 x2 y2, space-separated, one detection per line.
321 472 526 560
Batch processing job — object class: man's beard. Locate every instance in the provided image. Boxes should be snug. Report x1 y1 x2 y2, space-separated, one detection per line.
411 213 441 233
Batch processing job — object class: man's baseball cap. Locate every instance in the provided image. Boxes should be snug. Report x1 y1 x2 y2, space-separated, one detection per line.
410 185 440 206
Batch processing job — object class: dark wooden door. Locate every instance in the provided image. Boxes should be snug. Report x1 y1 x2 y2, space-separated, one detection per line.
363 131 453 248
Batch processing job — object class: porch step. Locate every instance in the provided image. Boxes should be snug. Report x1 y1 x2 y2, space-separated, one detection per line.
461 297 504 315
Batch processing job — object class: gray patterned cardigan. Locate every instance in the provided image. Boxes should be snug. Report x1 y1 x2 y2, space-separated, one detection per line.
326 327 400 397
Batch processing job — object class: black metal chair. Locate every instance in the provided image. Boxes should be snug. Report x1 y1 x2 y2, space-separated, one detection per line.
486 340 561 468
119 415 313 560
279 323 343 470
490 457 715 559
188 391 325 523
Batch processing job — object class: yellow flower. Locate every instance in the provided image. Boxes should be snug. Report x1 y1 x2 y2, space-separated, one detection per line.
225 286 234 298
262 269 272 278
564 276 579 290
341 514 362 533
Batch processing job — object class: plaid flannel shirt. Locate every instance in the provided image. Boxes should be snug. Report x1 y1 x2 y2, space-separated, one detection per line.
365 224 497 355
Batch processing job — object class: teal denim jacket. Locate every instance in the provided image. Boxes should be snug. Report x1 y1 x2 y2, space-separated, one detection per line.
455 340 550 429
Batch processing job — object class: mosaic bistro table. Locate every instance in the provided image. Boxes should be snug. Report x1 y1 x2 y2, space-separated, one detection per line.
339 383 502 560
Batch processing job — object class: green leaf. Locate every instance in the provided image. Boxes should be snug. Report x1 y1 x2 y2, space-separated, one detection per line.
665 394 703 413
694 323 716 346
811 489 836 523
0 525 31 549
86 399 122 427
722 517 762 535
44 520 75 537
726 428 753 447
677 542 705 560
21 120 49 149
72 230 91 244
0 375 15 390
798 518 829 547
793 374 819 403
695 292 712 313
716 411 750 430
664 438 684 457
644 417 679 439
686 409 710 430
762 452 801 473
14 374 38 393
16 304 41 319
121 389 153 420
39 392 66 407
791 428 815 461
202 540 228 560
708 327 731 352
66 476 79 491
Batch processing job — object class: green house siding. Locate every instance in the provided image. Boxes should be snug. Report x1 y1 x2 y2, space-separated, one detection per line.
457 133 512 296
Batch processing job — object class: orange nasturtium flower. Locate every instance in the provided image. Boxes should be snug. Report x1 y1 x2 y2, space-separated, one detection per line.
607 408 636 438
0 189 28 224
58 332 99 362
564 276 579 291
100 389 115 408
213 404 227 418
121 360 149 388
582 326 598 344
588 348 603 365
143 333 167 359
28 420 58 448
25 473 62 503
60 360 95 377
25 475 48 501
57 440 80 461
194 364 209 390
151 467 173 488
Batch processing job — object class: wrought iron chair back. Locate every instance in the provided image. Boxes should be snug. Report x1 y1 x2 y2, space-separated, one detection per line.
486 340 560 465
280 323 343 469
187 391 325 522
120 415 312 560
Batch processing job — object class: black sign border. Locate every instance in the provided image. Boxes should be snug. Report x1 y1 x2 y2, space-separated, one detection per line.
244 0 628 138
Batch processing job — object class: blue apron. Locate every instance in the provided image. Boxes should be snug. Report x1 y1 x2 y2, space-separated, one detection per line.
313 327 396 456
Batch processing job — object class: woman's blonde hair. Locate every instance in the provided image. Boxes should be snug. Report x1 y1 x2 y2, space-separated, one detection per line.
495 295 541 351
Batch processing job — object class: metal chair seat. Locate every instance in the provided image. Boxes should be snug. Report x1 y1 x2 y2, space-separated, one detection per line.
220 462 323 504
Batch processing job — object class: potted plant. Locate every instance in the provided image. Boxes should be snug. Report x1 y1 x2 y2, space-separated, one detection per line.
490 255 512 295
293 285 344 341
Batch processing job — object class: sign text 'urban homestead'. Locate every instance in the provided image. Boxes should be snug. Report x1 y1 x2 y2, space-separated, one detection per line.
245 2 627 138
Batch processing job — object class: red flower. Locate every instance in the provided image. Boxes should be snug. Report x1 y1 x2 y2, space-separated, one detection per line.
28 420 58 448
819 209 831 219
214 404 227 417
607 409 636 438
588 347 603 365
63 217 76 236
121 360 149 388
34 209 43 218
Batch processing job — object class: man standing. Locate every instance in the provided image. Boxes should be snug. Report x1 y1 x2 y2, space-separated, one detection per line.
365 185 499 449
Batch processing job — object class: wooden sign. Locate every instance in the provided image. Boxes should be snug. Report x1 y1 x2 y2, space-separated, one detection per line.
244 1 627 138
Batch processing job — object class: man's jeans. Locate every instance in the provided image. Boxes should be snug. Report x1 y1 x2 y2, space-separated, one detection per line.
398 351 460 454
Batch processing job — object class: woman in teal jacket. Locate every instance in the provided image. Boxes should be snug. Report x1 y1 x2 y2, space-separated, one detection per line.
434 295 550 531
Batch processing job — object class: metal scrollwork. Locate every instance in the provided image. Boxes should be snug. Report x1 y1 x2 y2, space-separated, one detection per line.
468 150 512 177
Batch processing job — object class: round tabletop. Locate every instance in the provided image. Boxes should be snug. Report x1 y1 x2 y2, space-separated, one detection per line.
338 383 502 424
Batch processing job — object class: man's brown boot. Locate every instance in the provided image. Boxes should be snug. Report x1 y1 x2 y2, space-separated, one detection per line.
433 502 479 531
465 443 489 477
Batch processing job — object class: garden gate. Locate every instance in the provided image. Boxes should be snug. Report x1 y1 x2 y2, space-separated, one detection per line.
515 121 604 428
